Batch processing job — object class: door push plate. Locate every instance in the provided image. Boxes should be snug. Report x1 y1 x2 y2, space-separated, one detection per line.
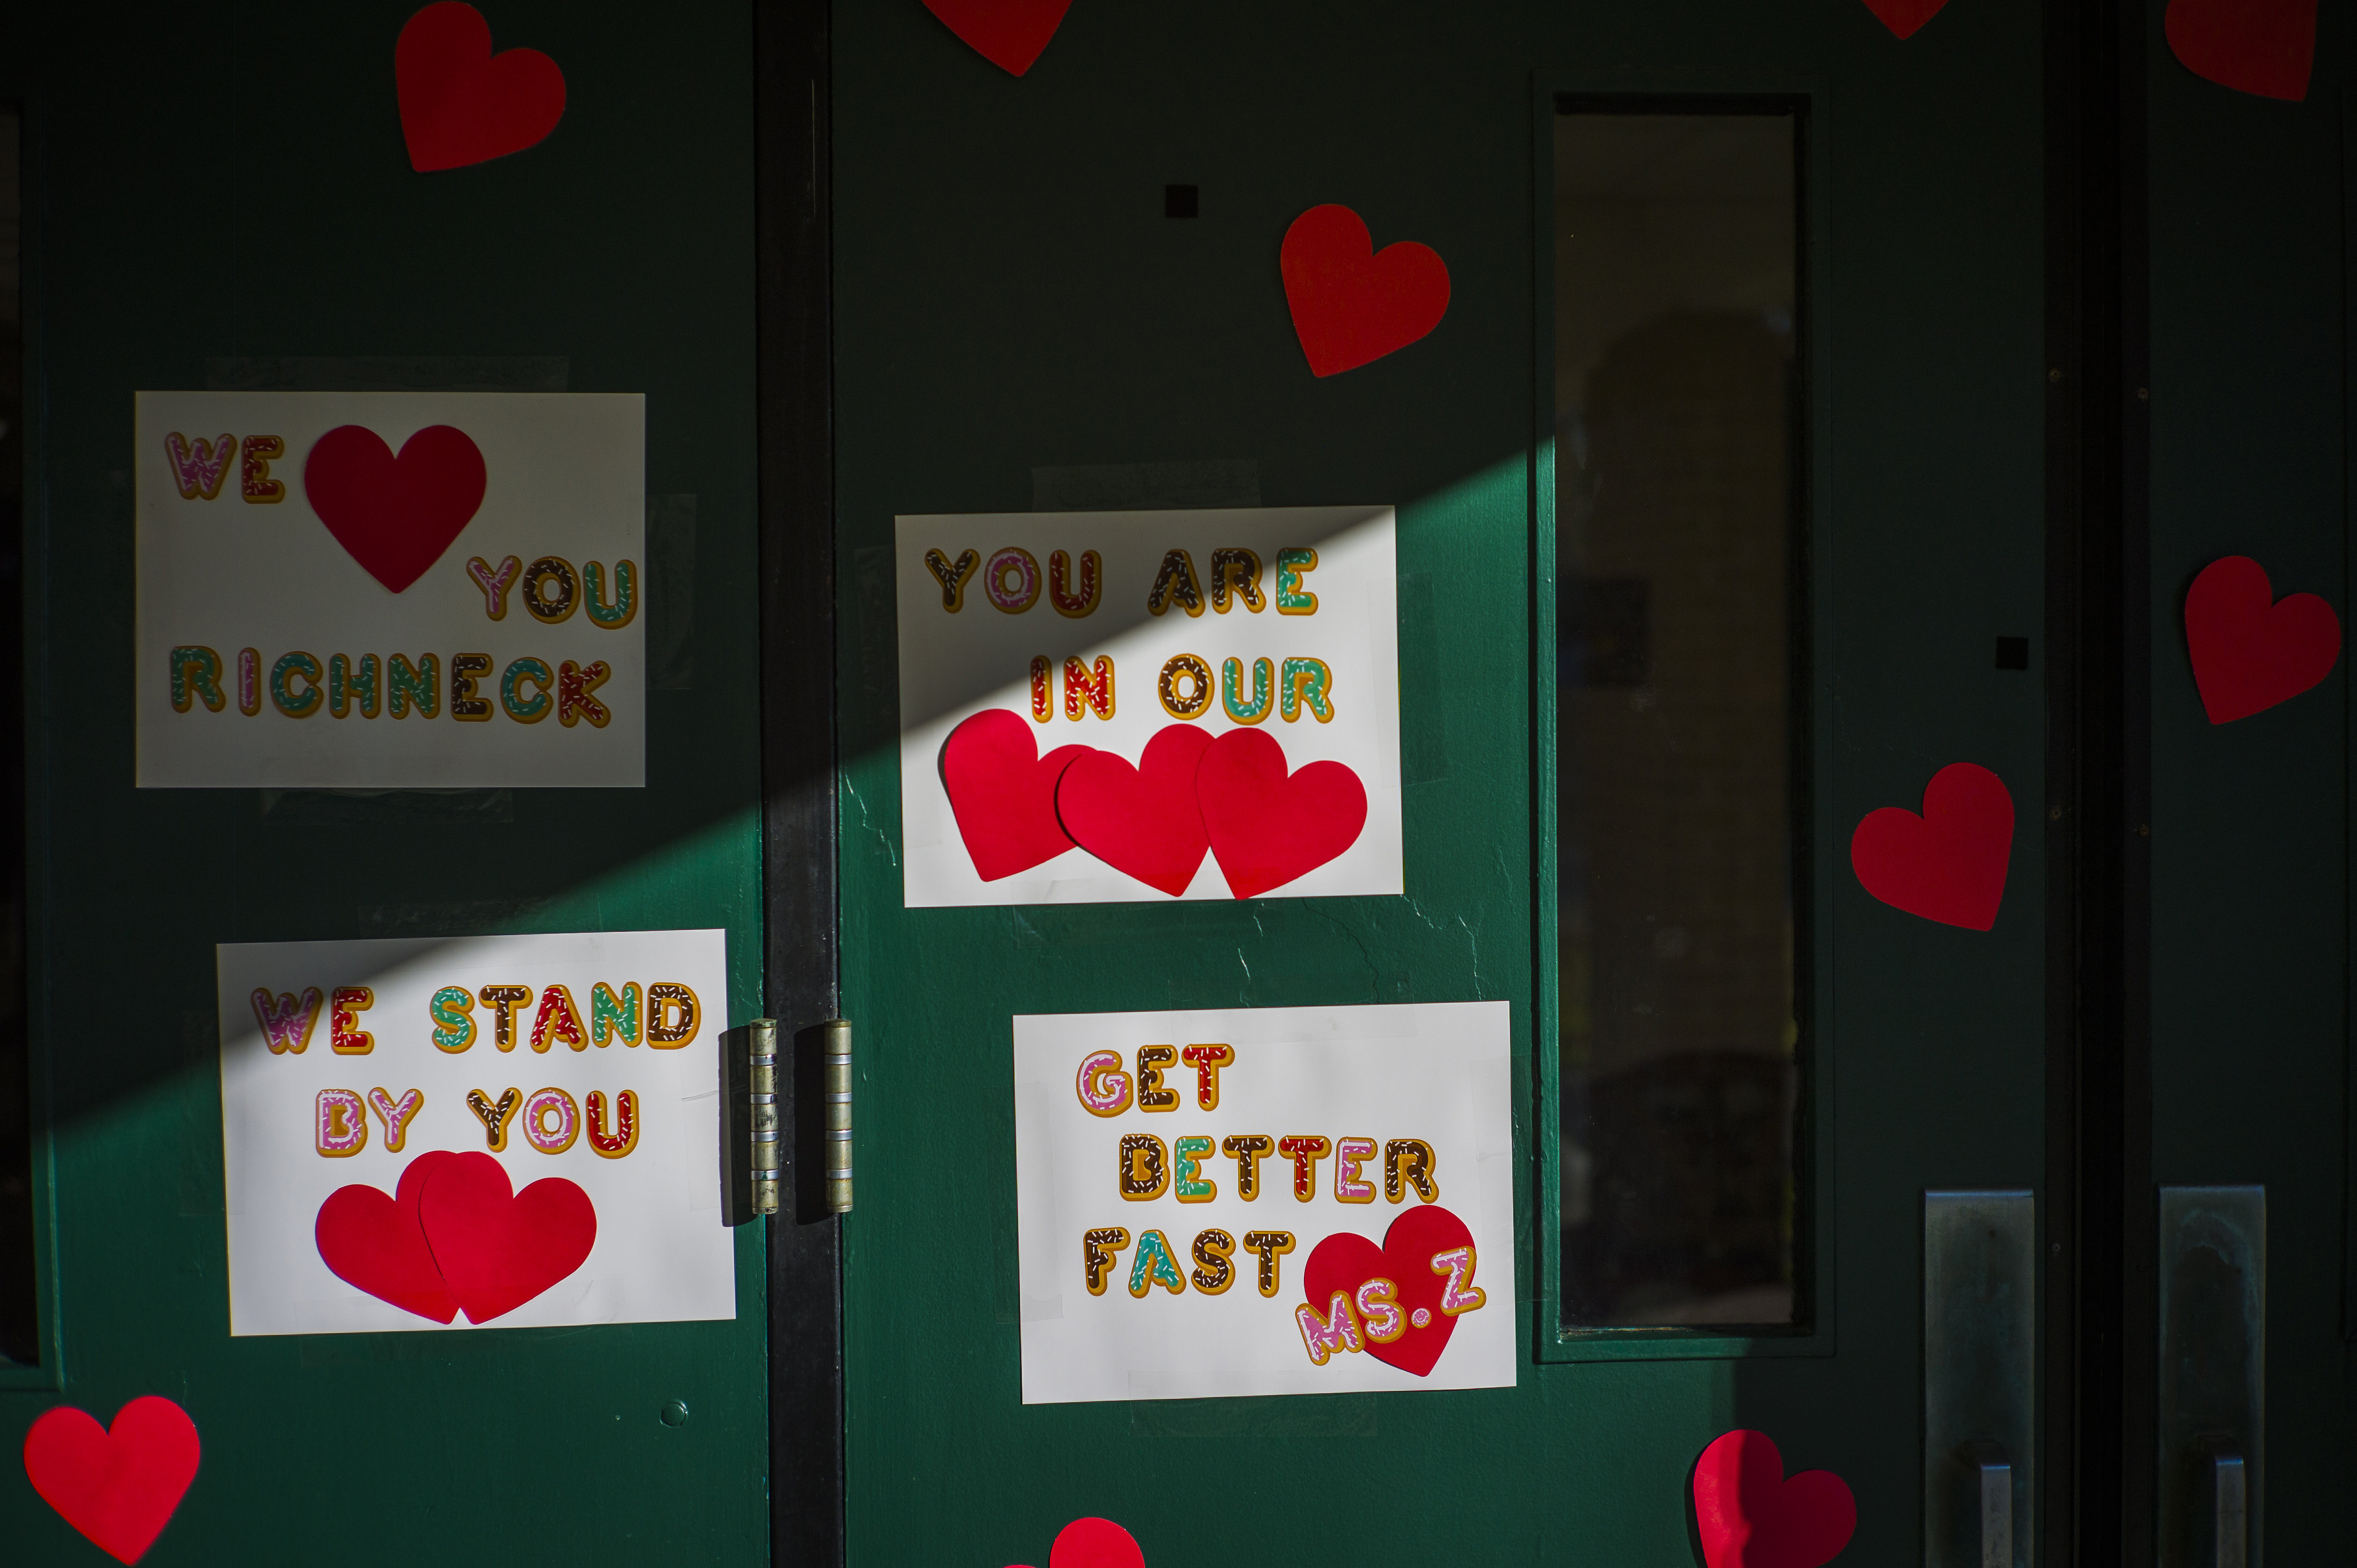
1925 1190 2035 1568
2157 1185 2264 1568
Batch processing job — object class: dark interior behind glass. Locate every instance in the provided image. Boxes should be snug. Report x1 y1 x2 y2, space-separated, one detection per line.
0 106 30 1364
1555 108 1804 1330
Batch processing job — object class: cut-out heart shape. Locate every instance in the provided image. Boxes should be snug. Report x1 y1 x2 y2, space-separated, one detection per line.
1301 1204 1478 1378
416 1150 596 1324
921 0 1075 77
941 709 1095 881
1859 0 1950 38
1280 204 1452 378
396 2 568 172
1849 762 2012 931
23 1397 202 1565
2184 554 2341 724
1055 725 1214 895
1691 1429 1857 1568
316 1148 460 1323
1008 1515 1146 1568
303 423 488 594
2165 0 2316 102
1197 728 1368 898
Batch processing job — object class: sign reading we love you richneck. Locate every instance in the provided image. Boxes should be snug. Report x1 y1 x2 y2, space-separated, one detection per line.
135 392 646 787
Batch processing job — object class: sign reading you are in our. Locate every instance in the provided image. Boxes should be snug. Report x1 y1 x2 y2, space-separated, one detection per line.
136 391 646 787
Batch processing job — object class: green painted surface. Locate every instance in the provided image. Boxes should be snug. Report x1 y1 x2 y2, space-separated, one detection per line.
0 4 769 1562
835 0 2045 1561
2145 4 2357 1555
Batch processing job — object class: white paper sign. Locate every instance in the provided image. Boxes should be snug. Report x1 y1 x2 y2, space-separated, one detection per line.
897 507 1403 906
217 930 733 1337
1013 1001 1515 1403
137 391 645 788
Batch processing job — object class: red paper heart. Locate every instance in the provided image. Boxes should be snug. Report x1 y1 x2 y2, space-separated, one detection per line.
23 1398 201 1565
302 423 488 594
1280 204 1451 378
416 1150 596 1324
941 709 1095 881
316 1149 460 1323
1300 1204 1477 1378
1849 762 2012 931
1055 725 1214 895
396 2 568 172
1692 1429 1857 1568
2184 554 2341 723
1008 1515 1146 1568
1859 0 1950 38
1197 728 1368 899
2165 0 2316 102
921 0 1075 77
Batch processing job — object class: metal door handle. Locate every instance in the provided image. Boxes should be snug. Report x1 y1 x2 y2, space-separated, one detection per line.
2206 1443 2247 1568
1968 1442 2012 1568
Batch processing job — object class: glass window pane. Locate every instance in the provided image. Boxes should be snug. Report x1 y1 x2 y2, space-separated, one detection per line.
1554 109 1803 1331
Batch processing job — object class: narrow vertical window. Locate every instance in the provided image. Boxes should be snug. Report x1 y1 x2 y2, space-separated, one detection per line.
0 105 32 1363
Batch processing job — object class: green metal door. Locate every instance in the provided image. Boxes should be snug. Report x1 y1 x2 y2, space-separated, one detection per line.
834 0 2050 1561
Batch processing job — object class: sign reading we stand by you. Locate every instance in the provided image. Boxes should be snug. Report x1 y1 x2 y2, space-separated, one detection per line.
136 391 645 787
216 930 733 1337
1014 1002 1514 1403
896 507 1403 906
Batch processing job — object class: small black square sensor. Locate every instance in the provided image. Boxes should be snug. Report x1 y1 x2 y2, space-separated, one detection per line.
1994 636 2030 671
1164 184 1199 219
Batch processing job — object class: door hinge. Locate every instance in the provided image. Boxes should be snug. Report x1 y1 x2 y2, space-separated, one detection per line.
719 1018 853 1224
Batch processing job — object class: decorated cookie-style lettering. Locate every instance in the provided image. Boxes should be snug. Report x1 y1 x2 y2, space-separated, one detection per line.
1029 655 1053 723
465 1086 523 1151
522 556 579 623
984 547 1042 614
556 660 611 728
924 547 982 611
1208 547 1265 613
316 1088 368 1156
1128 1228 1186 1297
1222 656 1274 724
329 653 382 719
430 986 478 1052
530 983 586 1052
1118 1133 1169 1200
1134 1045 1180 1111
271 652 325 718
1147 548 1205 617
647 982 699 1046
1181 1044 1233 1109
1049 549 1101 617
1076 1050 1133 1116
165 431 237 500
1355 1277 1406 1343
1240 1229 1295 1296
1221 1133 1272 1199
1082 1227 1131 1295
170 646 226 714
1384 1138 1439 1203
589 981 641 1047
449 652 493 721
1063 655 1116 720
585 1089 640 1157
477 985 532 1051
1158 653 1214 719
367 1086 424 1151
1275 547 1319 613
252 987 324 1054
1173 1136 1216 1202
1296 1290 1363 1364
330 986 375 1054
522 1086 581 1153
1190 1228 1236 1294
1432 1244 1485 1316
502 657 554 723
1333 1137 1376 1203
1280 657 1335 723
388 652 440 719
237 647 262 716
1278 1135 1332 1200
584 559 637 628
467 554 522 619
241 434 287 502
